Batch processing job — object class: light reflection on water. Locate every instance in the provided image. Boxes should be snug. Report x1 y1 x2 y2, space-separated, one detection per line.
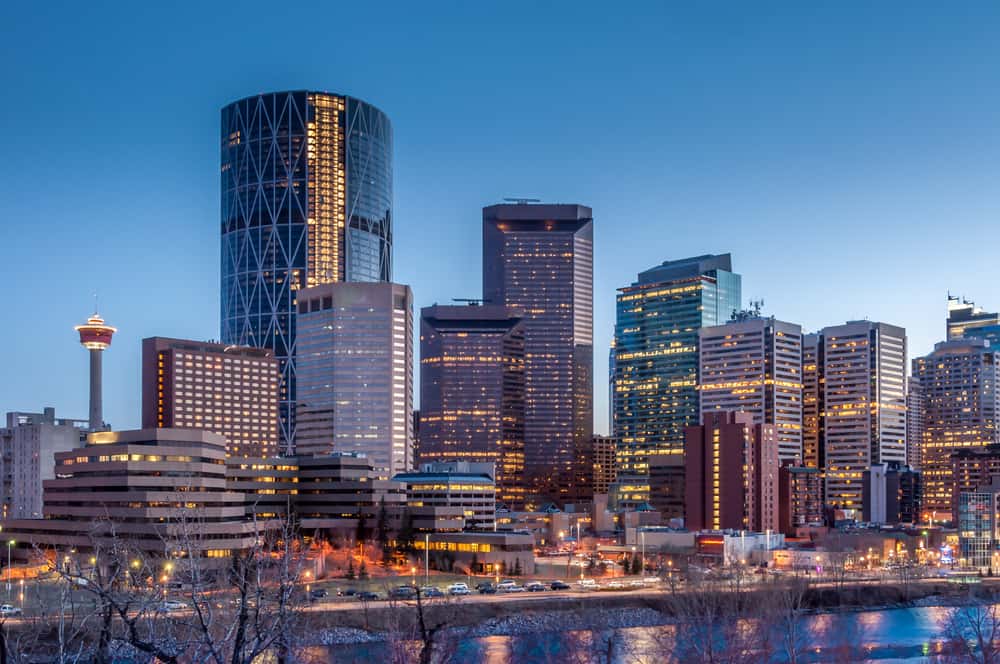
326 604 970 663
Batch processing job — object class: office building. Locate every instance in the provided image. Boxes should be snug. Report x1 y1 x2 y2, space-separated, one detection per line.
947 295 1000 343
2 429 263 562
913 338 1000 521
906 377 924 470
949 445 1000 524
684 412 778 532
801 333 822 468
777 463 824 536
0 409 86 520
393 461 496 530
482 203 593 503
862 463 920 525
226 457 299 520
699 315 803 462
221 91 393 451
141 337 280 458
591 435 617 495
820 321 907 511
957 479 1000 571
613 254 741 514
418 304 525 508
295 282 414 477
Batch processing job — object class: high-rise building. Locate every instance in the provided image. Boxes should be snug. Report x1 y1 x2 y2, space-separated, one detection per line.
801 333 822 468
906 376 924 470
613 254 741 514
482 203 593 504
418 304 525 508
74 312 116 432
947 295 1000 342
684 412 778 532
294 282 413 477
0 409 86 520
140 337 280 458
950 445 1000 523
820 321 907 511
957 479 1000 571
777 462 824 536
699 316 803 462
914 338 1000 522
591 435 618 496
221 91 393 451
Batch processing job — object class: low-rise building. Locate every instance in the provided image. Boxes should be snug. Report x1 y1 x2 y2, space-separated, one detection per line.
393 461 496 530
413 530 535 575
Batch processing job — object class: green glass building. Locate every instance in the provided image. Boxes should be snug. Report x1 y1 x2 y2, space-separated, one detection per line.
612 254 741 516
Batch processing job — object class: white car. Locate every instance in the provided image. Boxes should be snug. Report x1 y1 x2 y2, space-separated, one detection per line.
160 600 186 612
576 578 598 589
0 604 21 617
496 581 523 593
447 583 470 595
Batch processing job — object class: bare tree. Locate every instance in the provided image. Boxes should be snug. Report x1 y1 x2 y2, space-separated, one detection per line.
940 590 1000 664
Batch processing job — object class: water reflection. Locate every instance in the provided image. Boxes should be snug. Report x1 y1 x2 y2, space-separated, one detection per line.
326 605 965 663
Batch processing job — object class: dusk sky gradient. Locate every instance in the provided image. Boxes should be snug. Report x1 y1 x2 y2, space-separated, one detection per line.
2 2 998 434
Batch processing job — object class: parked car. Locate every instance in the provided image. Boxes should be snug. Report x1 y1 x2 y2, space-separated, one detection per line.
341 588 358 597
0 605 21 617
525 582 546 592
357 591 380 601
309 588 328 600
160 600 187 612
576 578 598 590
420 586 445 598
549 581 571 590
389 586 418 600
477 582 496 594
496 581 524 593
448 582 471 595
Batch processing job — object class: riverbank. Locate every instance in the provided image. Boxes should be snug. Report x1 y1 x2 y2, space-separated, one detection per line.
317 578 1000 644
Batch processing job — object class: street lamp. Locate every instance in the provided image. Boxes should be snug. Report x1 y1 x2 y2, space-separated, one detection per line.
640 530 646 575
424 534 430 586
631 546 637 575
6 540 14 596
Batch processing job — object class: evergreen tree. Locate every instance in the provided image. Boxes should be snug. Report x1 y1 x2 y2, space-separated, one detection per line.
359 558 369 580
499 560 507 577
470 552 479 574
513 558 522 576
376 497 390 565
355 514 368 546
397 510 415 553
346 559 356 580
631 555 642 575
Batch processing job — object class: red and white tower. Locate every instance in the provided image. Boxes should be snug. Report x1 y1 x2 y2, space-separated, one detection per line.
75 313 117 431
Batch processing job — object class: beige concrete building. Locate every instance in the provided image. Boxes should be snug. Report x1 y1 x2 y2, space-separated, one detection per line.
2 428 267 562
141 337 280 458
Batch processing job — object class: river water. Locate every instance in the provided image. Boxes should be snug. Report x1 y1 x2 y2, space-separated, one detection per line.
323 604 968 662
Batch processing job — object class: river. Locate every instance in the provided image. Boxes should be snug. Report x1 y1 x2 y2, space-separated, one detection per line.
320 604 971 662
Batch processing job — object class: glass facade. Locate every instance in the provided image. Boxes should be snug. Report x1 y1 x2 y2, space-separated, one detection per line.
220 91 392 451
482 204 594 505
418 305 526 509
612 254 741 514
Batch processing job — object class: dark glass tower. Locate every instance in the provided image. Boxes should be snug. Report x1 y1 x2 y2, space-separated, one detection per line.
482 203 594 505
418 304 526 508
220 91 392 451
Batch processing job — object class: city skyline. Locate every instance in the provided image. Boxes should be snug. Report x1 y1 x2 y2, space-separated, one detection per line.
3 4 1000 435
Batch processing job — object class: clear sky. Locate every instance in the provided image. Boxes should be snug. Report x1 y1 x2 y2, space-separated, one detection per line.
1 2 998 434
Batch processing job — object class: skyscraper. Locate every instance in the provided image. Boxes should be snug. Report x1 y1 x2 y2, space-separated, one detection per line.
140 337 280 458
221 91 393 451
947 295 1000 342
294 282 413 477
612 254 741 513
699 315 803 462
906 376 924 470
801 333 822 468
820 321 907 511
418 304 526 508
913 338 1000 521
482 203 593 504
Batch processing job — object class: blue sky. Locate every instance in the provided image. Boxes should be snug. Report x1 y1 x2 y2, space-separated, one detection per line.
1 2 998 434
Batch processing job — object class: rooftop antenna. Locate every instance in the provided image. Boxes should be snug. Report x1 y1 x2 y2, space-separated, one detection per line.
503 197 541 205
452 298 489 306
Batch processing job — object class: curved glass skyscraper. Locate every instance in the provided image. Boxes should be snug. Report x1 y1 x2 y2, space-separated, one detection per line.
220 91 392 451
